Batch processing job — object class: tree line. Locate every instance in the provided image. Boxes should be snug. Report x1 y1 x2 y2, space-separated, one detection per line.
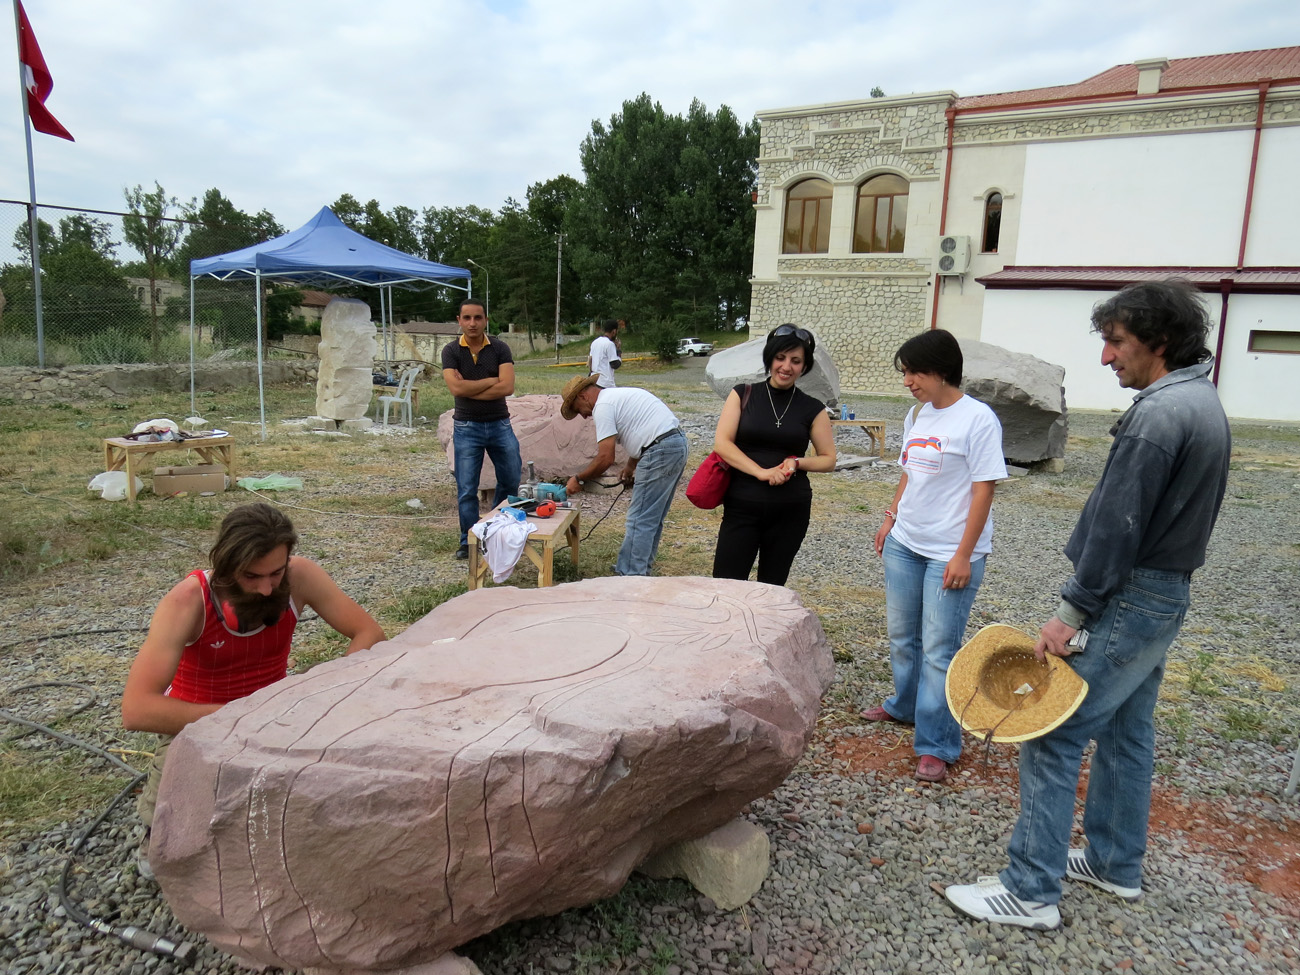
0 93 758 364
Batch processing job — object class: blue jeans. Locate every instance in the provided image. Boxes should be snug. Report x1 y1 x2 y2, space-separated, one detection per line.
1001 567 1191 905
453 418 521 548
882 534 985 764
616 431 687 575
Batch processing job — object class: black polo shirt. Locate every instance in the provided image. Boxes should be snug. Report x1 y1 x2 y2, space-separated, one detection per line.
441 335 514 421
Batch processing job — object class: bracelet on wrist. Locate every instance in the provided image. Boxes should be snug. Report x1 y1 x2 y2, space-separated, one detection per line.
884 509 896 520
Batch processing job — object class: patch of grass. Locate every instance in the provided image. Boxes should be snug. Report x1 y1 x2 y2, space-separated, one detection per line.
289 630 351 674
1162 704 1195 744
0 752 133 842
386 582 468 623
1221 705 1266 742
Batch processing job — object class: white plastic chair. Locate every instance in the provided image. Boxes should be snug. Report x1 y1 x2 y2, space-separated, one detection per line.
379 367 420 428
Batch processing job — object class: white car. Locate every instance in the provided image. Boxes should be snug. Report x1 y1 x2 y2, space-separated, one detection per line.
676 337 713 357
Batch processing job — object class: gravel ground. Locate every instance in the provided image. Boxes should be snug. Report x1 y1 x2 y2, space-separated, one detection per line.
2 364 1298 975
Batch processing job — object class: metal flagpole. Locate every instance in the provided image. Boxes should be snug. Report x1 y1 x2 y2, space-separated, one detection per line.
255 269 266 441
188 276 196 417
14 0 46 367
553 233 564 363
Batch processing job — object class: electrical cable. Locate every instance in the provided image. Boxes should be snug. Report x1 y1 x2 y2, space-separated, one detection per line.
1 681 98 744
0 626 148 653
0 685 196 966
579 483 629 543
245 489 455 522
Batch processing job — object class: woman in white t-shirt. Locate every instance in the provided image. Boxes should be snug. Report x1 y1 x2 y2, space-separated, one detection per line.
861 329 1006 783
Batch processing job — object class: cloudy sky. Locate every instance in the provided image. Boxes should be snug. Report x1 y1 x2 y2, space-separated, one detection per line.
4 0 1298 231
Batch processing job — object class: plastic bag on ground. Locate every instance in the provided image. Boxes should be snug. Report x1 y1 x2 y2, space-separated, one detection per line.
237 475 304 492
88 471 143 501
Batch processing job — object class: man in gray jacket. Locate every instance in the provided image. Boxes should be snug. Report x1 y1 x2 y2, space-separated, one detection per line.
946 279 1231 930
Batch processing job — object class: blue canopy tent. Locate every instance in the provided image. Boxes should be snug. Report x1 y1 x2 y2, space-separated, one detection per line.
189 206 471 438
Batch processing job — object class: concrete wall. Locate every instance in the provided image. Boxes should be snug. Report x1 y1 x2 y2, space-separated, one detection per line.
1017 131 1253 266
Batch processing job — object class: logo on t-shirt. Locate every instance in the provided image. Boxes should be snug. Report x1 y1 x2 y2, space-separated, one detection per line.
903 435 946 474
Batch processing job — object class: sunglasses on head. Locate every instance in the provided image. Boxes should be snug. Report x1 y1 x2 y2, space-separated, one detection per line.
772 324 814 343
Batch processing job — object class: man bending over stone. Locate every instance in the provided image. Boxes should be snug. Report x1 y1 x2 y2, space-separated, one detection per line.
122 503 385 868
561 374 687 576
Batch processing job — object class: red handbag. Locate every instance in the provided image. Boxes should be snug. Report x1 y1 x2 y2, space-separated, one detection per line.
686 451 730 509
686 384 752 509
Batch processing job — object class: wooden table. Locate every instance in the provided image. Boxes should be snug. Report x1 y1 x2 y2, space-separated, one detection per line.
830 418 886 458
468 503 580 589
103 434 235 502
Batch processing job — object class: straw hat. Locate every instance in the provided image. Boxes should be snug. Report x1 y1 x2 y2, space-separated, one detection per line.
945 624 1088 743
560 374 602 420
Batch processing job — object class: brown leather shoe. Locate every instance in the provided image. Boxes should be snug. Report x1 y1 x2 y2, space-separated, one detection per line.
915 755 948 782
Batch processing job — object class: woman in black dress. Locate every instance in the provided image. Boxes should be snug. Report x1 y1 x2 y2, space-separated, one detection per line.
710 324 837 585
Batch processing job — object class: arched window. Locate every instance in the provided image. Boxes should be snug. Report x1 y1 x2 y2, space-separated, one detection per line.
982 192 1002 253
782 178 832 254
853 174 908 253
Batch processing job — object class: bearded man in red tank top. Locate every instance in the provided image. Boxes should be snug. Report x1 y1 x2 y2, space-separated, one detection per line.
121 503 385 873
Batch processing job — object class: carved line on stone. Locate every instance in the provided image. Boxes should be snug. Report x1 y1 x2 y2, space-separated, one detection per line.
215 652 415 964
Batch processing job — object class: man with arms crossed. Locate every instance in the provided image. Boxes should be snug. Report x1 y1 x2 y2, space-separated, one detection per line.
588 319 622 388
560 374 687 576
945 279 1231 929
122 503 386 873
442 298 522 560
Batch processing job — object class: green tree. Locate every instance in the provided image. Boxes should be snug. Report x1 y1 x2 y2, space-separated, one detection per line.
1 216 142 345
567 94 757 332
123 182 185 357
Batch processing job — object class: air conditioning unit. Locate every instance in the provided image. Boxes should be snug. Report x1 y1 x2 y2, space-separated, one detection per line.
935 235 971 275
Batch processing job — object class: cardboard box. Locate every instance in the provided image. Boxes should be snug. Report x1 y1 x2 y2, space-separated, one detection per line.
153 464 227 495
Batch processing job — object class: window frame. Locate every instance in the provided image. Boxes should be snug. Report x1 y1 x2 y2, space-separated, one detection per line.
781 177 833 255
852 174 909 254
982 191 1003 254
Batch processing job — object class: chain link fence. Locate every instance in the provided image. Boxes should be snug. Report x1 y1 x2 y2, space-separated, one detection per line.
0 200 277 367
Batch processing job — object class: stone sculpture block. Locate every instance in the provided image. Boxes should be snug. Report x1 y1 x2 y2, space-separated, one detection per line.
437 393 628 491
316 298 377 421
151 576 833 972
705 338 841 407
638 818 771 910
958 338 1068 465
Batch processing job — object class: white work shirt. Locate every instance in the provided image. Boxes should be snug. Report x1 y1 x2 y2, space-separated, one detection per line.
589 335 621 388
592 387 678 459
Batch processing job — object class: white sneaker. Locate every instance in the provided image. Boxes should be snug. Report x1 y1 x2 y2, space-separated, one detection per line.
945 876 1061 930
1066 849 1141 901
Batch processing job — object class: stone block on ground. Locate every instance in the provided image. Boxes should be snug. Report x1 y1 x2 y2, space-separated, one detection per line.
638 818 771 910
958 338 1067 466
705 339 841 406
437 393 628 492
316 298 377 421
151 576 834 972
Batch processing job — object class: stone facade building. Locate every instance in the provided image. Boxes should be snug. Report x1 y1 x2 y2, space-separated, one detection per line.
750 46 1300 420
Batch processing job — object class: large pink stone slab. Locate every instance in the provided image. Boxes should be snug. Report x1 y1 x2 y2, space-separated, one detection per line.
151 577 833 972
436 393 627 490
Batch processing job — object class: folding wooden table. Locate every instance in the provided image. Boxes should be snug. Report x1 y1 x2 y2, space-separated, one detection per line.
102 434 235 502
468 503 580 589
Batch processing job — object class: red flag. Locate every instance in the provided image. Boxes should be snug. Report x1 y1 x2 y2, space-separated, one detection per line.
17 1 74 141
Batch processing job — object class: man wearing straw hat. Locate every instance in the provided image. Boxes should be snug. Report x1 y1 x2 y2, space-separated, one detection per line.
560 375 687 576
946 279 1231 929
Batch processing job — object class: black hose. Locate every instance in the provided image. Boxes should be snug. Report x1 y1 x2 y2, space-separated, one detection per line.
0 685 196 966
57 772 197 965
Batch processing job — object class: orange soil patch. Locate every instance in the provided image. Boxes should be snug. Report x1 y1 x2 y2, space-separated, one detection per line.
824 729 1300 912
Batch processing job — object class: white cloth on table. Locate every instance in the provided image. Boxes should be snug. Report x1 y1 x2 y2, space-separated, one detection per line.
470 508 538 583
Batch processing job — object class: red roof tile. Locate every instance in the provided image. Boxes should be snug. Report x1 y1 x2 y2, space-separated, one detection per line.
976 266 1300 294
956 46 1300 111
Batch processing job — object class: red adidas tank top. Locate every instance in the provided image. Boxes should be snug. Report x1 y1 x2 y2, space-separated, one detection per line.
167 570 299 705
